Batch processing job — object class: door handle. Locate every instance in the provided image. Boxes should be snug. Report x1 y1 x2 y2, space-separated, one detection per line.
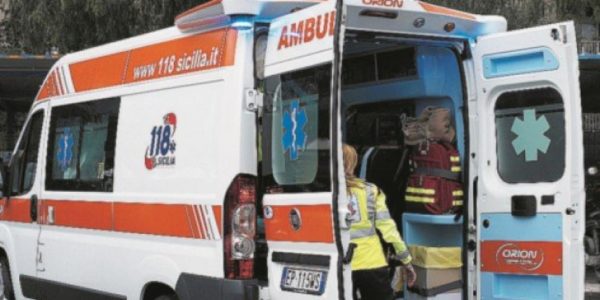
36 250 45 272
511 195 536 217
30 194 38 222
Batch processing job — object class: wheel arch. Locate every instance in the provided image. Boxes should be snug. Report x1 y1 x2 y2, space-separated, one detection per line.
141 281 177 300
0 225 18 300
134 255 181 300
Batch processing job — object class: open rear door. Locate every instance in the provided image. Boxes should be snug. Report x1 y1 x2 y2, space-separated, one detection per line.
260 1 352 299
470 22 585 299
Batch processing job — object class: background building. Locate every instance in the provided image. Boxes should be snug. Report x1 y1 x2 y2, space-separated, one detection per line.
0 0 56 159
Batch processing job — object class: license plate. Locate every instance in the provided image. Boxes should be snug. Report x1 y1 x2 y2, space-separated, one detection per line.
280 267 327 295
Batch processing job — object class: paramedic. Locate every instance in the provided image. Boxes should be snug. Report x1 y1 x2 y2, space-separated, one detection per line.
344 144 417 300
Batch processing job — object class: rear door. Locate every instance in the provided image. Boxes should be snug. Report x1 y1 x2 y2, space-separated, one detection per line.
470 22 584 299
261 2 352 299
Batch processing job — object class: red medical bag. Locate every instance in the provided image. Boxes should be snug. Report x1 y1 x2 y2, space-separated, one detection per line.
404 142 463 215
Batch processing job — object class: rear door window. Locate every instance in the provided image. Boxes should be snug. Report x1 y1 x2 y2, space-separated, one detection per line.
494 87 565 183
262 64 332 192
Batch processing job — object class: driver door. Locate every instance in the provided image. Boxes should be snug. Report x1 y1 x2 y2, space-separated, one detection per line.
0 102 48 298
470 22 584 299
261 2 352 299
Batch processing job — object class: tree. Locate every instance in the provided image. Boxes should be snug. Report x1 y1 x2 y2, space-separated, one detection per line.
428 0 600 31
3 0 208 54
4 0 600 54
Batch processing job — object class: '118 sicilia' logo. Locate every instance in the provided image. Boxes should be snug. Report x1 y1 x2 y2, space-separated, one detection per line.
145 113 177 170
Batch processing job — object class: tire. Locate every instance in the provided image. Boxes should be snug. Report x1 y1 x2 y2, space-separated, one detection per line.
153 294 177 300
0 256 15 300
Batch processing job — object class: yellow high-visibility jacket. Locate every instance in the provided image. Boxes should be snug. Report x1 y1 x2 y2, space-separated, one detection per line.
348 179 412 271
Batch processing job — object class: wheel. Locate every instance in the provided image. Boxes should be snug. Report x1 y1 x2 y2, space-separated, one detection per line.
0 256 15 300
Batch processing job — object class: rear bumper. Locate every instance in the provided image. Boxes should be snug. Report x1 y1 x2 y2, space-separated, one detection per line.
175 273 259 300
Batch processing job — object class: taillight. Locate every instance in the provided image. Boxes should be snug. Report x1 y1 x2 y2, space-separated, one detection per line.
224 174 257 279
232 204 256 258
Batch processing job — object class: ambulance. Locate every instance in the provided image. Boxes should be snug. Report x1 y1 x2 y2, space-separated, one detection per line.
0 0 585 299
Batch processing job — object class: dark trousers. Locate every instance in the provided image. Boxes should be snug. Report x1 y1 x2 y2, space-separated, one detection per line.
352 267 394 300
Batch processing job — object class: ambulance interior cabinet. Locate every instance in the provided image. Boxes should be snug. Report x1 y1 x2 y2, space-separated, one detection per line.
402 213 463 300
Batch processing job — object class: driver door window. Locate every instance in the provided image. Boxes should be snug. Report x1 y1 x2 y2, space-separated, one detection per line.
10 111 44 196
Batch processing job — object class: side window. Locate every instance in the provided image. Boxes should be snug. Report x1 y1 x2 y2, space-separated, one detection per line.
10 111 44 196
341 48 417 86
46 98 120 192
342 55 376 85
494 87 565 183
262 64 332 193
376 48 417 80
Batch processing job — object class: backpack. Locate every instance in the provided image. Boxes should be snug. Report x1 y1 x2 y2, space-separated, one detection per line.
402 107 456 145
404 142 463 215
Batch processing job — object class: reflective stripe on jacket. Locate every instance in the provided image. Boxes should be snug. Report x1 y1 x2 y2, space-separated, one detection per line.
348 179 412 271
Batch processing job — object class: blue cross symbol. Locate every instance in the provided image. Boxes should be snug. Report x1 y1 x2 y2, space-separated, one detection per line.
282 100 308 161
57 128 74 170
511 109 551 162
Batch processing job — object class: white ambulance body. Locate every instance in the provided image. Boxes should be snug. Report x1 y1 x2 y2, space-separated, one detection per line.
0 0 585 299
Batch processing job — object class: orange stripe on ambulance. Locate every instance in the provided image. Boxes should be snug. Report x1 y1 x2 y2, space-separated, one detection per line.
132 47 221 81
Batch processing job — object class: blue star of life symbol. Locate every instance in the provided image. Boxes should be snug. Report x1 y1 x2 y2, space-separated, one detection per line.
282 100 308 161
57 128 74 170
511 109 551 162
